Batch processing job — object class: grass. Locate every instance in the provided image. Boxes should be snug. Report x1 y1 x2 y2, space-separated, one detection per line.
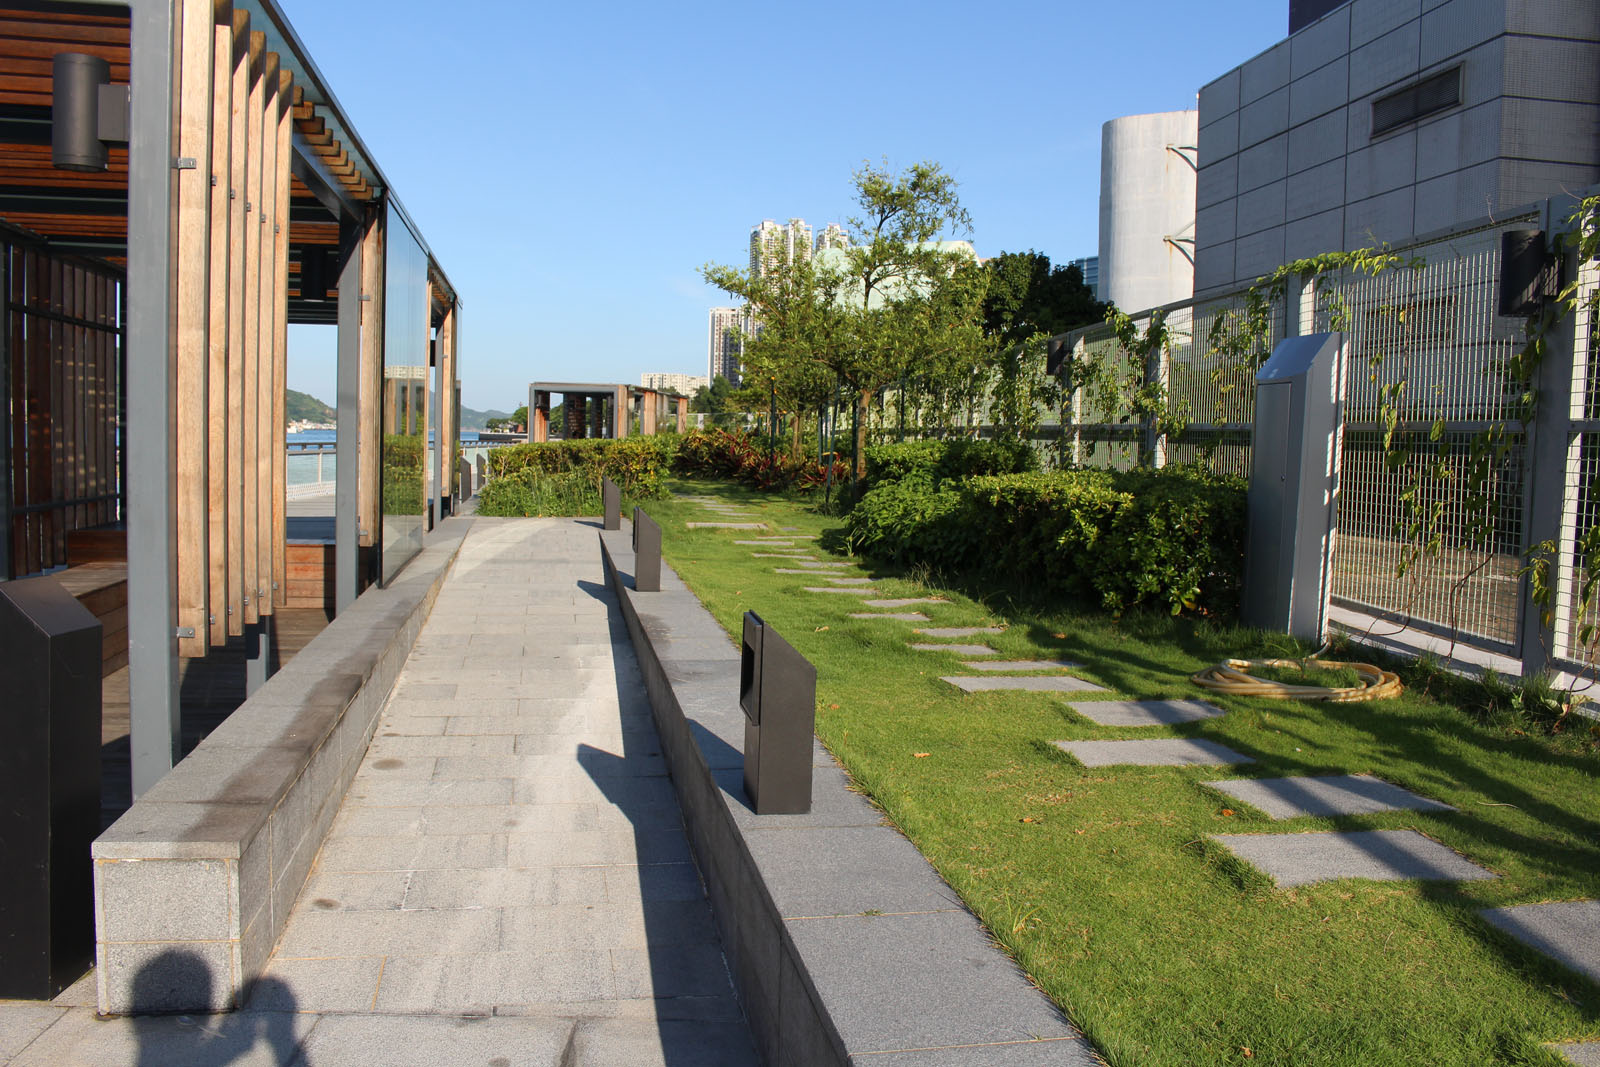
647 476 1600 1067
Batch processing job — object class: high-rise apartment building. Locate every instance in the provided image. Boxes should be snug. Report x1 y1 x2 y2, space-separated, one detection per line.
749 218 813 280
1068 256 1100 297
707 307 746 386
814 222 849 252
640 372 709 395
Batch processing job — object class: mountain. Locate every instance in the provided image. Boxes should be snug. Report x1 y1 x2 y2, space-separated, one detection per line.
459 405 511 432
286 389 335 423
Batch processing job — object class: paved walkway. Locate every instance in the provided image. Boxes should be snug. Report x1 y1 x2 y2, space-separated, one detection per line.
0 518 756 1067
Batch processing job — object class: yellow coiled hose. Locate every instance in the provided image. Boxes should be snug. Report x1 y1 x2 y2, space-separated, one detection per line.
1191 657 1404 702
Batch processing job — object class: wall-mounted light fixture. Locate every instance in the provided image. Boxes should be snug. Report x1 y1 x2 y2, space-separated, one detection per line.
52 53 129 173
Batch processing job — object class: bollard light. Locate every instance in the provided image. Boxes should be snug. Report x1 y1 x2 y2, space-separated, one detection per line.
633 507 661 592
739 611 816 814
602 478 620 531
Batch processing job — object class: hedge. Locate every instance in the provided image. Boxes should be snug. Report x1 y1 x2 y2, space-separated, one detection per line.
477 438 674 517
861 438 1038 491
673 428 847 492
846 466 1246 617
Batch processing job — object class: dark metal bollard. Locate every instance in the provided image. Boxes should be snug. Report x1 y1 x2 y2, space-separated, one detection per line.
0 577 103 998
740 612 816 814
602 477 621 530
633 507 661 592
458 456 473 499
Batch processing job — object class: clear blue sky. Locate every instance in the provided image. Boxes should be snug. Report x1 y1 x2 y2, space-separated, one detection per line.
280 0 1289 413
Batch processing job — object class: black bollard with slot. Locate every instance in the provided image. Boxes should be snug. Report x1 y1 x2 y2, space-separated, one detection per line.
0 577 103 998
633 507 661 591
740 611 816 814
602 477 621 530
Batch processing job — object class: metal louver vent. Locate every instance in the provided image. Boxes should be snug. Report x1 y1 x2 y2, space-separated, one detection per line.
1372 68 1461 136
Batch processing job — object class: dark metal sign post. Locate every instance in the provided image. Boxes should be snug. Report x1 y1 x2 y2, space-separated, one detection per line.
739 611 817 814
0 577 102 998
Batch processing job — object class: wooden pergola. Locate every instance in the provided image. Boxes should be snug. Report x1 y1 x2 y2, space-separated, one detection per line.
0 0 462 796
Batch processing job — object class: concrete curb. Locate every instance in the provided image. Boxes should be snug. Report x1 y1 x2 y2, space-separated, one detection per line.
91 518 474 1014
600 525 1099 1066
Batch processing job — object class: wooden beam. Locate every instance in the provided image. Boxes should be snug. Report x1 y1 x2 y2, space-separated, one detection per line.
437 305 455 509
271 68 292 607
174 0 215 658
205 1 233 647
240 29 264 626
224 9 249 636
357 211 383 552
254 51 278 619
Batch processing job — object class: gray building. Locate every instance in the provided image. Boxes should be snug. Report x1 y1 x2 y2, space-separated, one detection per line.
1099 111 1199 311
1193 0 1600 296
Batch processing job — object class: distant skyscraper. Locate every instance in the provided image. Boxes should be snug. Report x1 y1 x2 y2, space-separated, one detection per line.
749 218 812 280
641 372 709 395
814 223 849 252
707 307 746 386
1069 256 1100 298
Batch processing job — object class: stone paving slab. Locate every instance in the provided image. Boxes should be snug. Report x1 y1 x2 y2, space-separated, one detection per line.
1552 1042 1600 1066
804 586 875 594
944 675 1107 693
961 659 1084 672
850 612 930 621
819 576 873 585
1481 899 1600 985
1055 738 1254 766
1202 774 1453 819
915 626 1004 638
864 597 944 608
911 643 996 656
686 522 767 529
751 552 814 559
1069 698 1225 726
734 540 792 546
1212 829 1497 887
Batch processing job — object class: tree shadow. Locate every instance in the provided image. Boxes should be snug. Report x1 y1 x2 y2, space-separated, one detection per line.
129 950 308 1066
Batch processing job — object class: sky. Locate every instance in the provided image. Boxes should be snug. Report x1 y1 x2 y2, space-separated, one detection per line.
279 0 1290 413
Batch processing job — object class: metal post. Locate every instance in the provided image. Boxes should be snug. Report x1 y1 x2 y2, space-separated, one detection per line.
244 617 272 695
125 0 181 796
0 240 12 581
335 214 362 614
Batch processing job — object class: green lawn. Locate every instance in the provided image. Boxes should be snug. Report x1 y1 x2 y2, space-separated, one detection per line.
648 476 1600 1067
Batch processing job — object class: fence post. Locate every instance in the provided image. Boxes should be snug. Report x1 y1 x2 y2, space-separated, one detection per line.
1518 237 1581 678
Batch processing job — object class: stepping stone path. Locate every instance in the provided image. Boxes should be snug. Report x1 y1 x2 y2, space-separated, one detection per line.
1055 738 1254 767
1068 699 1224 727
864 597 943 608
805 586 874 594
687 522 766 529
819 577 873 585
1481 900 1600 985
962 659 1083 672
753 552 814 559
916 627 1003 638
1202 775 1453 820
851 612 930 621
735 540 792 546
1551 1043 1600 1066
1210 829 1496 887
944 675 1107 694
910 644 996 656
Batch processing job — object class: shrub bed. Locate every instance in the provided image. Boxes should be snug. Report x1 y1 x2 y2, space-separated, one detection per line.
673 428 848 492
861 438 1037 491
478 438 673 517
847 466 1246 616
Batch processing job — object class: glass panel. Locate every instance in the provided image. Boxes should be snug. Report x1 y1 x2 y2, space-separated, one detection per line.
381 207 429 584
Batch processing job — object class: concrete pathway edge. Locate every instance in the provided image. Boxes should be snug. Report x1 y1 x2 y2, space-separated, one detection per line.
599 526 1099 1066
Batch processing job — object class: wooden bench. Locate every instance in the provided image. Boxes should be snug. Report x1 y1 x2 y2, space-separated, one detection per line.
53 562 128 677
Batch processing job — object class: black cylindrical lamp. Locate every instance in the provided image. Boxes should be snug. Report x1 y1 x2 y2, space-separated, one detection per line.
52 52 111 172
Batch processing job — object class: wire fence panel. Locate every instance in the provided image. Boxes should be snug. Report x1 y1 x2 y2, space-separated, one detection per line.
1553 260 1600 670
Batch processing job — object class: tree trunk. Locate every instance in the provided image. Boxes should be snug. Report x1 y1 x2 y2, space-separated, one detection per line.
853 387 870 483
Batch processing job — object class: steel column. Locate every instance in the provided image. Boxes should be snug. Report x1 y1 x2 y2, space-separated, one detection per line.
335 215 362 614
126 0 181 796
0 244 12 581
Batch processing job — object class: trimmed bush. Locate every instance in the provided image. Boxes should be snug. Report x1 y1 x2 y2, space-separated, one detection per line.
862 438 1037 491
846 466 1246 617
485 438 674 498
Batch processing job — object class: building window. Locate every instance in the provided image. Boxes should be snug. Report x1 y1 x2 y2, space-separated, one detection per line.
1372 67 1461 137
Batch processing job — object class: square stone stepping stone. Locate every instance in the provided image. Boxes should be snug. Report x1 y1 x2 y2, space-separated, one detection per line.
961 659 1084 672
735 539 792 546
1481 900 1600 985
686 522 766 529
754 553 815 559
1211 830 1496 887
850 612 930 621
944 675 1106 693
1550 1042 1600 1066
791 560 848 568
864 598 943 608
910 644 996 656
773 568 827 574
915 627 1004 638
1202 775 1453 820
805 586 873 594
820 577 873 585
1068 699 1224 726
1055 738 1254 767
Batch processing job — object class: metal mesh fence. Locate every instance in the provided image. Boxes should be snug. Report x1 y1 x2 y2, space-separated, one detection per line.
1553 262 1600 668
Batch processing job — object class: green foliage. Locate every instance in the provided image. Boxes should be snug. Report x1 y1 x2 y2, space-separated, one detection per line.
846 467 1246 616
286 388 335 424
484 438 674 498
477 470 600 517
380 433 425 516
690 375 738 414
981 250 1105 348
862 437 1037 491
673 428 847 492
484 405 528 433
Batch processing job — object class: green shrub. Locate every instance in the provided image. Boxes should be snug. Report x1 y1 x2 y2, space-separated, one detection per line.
381 433 425 516
485 438 673 498
477 470 600 517
673 428 848 493
862 438 1038 491
846 465 1246 617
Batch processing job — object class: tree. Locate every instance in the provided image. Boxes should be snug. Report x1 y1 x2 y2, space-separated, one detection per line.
689 375 736 414
484 404 529 433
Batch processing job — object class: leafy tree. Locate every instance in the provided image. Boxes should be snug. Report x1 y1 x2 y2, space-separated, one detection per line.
690 375 737 414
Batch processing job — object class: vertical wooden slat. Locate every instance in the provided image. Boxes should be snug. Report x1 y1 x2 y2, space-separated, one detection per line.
240 29 264 626
224 11 249 636
174 0 215 657
357 214 383 551
437 305 454 508
254 53 278 618
206 1 233 646
271 68 292 607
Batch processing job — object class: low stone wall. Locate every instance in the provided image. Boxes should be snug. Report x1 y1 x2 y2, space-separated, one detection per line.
91 520 471 1015
599 525 1095 1066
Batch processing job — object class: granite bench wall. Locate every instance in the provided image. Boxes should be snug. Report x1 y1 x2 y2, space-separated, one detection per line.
599 525 1095 1066
91 519 472 1015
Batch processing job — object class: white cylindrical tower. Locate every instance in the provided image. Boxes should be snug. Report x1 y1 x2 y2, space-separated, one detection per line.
1098 110 1199 314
